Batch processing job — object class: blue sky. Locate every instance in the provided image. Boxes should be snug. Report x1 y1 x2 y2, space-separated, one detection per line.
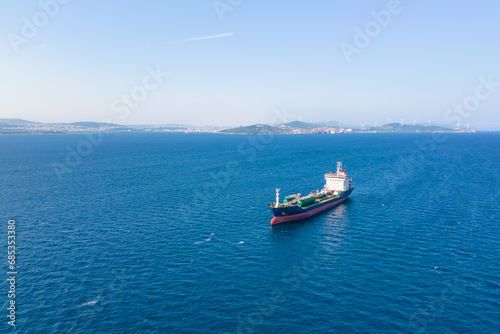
1 0 499 129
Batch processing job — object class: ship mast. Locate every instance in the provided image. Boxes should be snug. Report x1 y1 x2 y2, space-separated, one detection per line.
275 188 280 208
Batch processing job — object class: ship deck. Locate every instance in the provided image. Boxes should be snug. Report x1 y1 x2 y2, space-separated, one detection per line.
268 191 344 209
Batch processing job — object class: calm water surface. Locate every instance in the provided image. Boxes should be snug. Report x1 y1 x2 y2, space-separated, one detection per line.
0 132 498 333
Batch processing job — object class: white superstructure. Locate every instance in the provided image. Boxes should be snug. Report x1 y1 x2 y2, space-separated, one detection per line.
324 162 352 192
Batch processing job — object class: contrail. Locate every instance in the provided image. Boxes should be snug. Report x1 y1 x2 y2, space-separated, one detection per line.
168 32 234 44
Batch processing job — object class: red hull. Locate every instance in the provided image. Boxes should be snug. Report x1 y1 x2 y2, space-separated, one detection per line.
271 197 347 225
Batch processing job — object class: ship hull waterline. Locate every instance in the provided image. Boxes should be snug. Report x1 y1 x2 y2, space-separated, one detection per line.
270 188 353 225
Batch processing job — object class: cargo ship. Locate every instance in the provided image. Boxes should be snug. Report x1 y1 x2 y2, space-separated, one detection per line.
268 162 354 225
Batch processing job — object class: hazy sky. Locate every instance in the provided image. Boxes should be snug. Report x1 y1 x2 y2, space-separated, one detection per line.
1 0 499 129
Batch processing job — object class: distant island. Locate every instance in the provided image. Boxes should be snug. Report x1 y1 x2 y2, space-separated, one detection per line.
0 119 199 134
0 118 476 134
218 121 474 134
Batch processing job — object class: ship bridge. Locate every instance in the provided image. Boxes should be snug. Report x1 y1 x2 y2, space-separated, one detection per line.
324 162 352 192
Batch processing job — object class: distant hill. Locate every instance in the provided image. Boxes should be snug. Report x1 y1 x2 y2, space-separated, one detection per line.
219 124 287 134
128 123 192 129
67 121 122 128
282 121 317 130
156 126 189 130
55 122 123 128
220 121 322 134
0 118 41 125
160 123 193 129
219 122 464 134
0 119 122 127
368 123 455 132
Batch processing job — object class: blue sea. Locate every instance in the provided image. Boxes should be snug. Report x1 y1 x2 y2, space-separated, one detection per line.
1 132 499 333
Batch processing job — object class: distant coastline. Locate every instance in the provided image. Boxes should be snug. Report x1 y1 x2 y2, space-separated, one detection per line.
0 118 479 135
217 121 476 134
